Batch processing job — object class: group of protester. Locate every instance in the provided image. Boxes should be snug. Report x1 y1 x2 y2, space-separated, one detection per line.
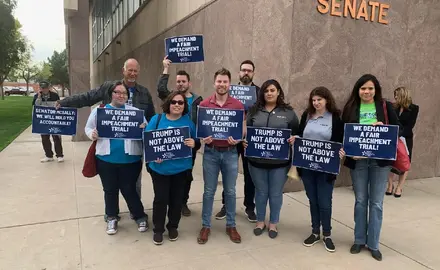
33 57 419 262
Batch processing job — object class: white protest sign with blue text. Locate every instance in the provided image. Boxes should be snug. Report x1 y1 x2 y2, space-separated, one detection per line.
96 108 144 140
32 106 77 135
343 124 398 160
196 107 244 140
229 85 257 110
144 126 192 162
165 35 204 63
245 127 291 160
293 138 342 175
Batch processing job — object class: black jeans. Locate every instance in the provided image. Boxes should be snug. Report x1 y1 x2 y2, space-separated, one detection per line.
151 169 190 234
183 149 198 205
41 135 63 158
221 143 255 212
96 158 147 222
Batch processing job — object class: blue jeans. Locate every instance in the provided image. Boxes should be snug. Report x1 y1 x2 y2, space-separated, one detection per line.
248 163 289 224
202 147 238 228
301 169 335 236
350 159 390 250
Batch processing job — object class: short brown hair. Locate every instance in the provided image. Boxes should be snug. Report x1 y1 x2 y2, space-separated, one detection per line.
161 91 189 115
214 68 231 82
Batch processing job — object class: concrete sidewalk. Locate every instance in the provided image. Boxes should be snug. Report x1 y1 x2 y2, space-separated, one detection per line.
0 127 439 270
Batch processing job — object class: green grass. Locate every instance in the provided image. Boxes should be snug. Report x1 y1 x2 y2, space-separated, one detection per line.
0 96 33 152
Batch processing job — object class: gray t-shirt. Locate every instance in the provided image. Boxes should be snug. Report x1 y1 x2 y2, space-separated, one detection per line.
303 111 332 141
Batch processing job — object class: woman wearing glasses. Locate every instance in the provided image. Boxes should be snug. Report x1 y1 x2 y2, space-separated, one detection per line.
85 82 148 235
145 92 199 245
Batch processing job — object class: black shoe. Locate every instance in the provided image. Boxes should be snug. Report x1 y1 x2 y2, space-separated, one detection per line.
181 204 191 217
168 229 179 241
350 244 364 254
370 249 383 261
268 229 278 239
323 237 336 252
153 233 164 245
385 191 393 196
303 234 320 247
245 210 257 223
215 206 226 220
253 225 266 236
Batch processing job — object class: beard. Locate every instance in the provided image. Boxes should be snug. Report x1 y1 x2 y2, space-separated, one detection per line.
126 78 136 83
177 86 189 93
239 75 252 85
216 87 228 96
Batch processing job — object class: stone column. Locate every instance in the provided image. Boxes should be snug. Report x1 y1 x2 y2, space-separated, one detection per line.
65 0 91 141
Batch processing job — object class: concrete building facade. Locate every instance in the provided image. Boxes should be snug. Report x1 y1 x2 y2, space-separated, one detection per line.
64 0 440 187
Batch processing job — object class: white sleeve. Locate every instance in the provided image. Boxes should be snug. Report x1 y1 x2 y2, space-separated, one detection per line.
85 108 98 140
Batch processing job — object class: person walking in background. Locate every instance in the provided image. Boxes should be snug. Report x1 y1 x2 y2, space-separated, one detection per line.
244 79 299 239
32 80 64 163
342 74 401 261
146 92 199 245
157 56 203 217
84 82 148 235
296 87 344 252
386 87 419 198
216 60 259 223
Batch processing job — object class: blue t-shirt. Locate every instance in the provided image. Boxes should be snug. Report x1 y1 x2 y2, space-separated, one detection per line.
145 113 197 175
96 104 142 164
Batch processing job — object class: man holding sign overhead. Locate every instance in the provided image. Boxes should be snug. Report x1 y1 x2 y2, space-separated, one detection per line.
197 68 245 245
157 56 203 217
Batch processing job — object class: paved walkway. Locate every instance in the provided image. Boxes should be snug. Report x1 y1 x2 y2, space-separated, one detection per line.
1 127 439 270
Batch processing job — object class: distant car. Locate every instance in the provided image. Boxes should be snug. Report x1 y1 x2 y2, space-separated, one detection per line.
5 87 28 96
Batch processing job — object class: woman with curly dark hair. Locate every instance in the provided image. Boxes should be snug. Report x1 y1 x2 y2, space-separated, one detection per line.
244 79 299 239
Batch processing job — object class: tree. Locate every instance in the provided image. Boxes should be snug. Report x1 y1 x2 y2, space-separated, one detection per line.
48 49 69 97
34 62 52 83
8 42 39 95
0 1 26 100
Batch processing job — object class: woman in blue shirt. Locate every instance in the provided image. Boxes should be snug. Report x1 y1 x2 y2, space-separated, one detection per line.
145 92 199 245
85 82 148 235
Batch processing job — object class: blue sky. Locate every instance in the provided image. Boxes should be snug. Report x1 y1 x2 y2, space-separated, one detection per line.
14 0 66 63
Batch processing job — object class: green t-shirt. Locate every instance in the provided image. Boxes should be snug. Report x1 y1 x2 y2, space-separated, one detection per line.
359 102 377 124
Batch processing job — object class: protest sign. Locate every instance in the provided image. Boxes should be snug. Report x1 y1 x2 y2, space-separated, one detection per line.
196 107 244 140
245 127 291 160
293 138 342 175
144 126 192 162
165 35 204 63
96 108 144 140
229 85 257 110
343 123 399 160
32 106 77 135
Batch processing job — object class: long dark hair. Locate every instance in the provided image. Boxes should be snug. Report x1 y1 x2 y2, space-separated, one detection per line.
248 79 292 116
306 86 339 116
161 91 189 115
342 74 383 122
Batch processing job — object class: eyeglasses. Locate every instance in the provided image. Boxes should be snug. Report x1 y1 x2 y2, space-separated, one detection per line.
113 91 128 96
170 100 185 105
240 68 254 73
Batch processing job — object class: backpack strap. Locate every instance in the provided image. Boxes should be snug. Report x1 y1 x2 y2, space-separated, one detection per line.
155 113 162 129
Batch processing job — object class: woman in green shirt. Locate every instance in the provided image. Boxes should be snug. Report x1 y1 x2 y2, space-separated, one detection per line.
341 74 401 261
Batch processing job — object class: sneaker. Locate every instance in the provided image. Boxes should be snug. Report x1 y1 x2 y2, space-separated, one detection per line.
104 215 121 222
303 234 320 247
138 221 148 232
245 210 257 223
57 157 64 162
181 204 191 217
106 219 118 235
40 157 54 163
215 206 226 220
153 233 164 245
168 228 179 241
323 237 336 252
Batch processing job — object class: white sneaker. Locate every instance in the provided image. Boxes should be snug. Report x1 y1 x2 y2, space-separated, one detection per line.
40 157 54 163
57 157 64 163
138 221 148 232
106 219 118 235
